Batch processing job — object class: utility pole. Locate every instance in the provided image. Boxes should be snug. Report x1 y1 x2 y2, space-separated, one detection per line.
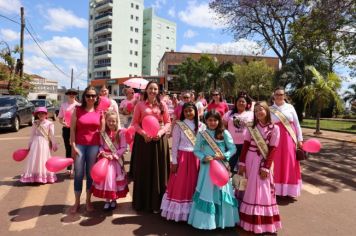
70 68 74 88
19 7 25 80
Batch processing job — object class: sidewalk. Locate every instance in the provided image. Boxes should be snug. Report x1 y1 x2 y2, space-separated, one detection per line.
302 128 356 143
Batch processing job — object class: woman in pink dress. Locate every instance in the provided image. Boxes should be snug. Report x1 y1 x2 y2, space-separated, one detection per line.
160 102 206 221
207 90 229 117
91 111 128 211
238 101 281 234
270 87 303 197
20 107 58 183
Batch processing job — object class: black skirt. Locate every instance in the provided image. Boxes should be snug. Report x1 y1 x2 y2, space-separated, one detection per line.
131 133 170 212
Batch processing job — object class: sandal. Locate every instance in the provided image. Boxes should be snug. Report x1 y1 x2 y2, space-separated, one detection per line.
103 202 111 211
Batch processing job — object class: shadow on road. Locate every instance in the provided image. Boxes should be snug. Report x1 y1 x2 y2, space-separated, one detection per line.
301 140 356 192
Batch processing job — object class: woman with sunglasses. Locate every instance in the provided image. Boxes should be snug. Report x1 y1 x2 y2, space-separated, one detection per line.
270 87 303 198
69 86 103 214
58 88 80 177
131 81 171 214
207 91 229 117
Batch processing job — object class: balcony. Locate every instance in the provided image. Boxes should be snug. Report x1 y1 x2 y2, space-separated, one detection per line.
95 0 113 11
94 63 111 68
95 12 112 22
94 24 112 33
94 50 112 56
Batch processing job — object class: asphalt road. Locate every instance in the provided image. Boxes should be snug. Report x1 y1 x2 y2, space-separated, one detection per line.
0 121 355 236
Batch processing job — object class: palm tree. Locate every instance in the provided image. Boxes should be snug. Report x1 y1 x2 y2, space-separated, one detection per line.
297 66 342 134
343 84 356 105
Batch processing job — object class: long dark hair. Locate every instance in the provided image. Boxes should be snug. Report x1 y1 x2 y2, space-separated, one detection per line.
230 92 252 116
143 81 164 114
81 86 99 109
253 101 272 128
180 102 199 133
205 109 224 140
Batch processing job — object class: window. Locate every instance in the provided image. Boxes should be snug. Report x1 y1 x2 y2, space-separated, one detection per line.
131 3 134 8
136 5 139 9
131 15 133 19
166 36 169 39
156 34 161 39
130 50 133 55
129 62 132 67
134 63 138 68
136 16 139 21
134 51 138 56
134 39 138 44
90 15 93 20
130 26 133 31
166 26 170 29
135 28 139 33
129 74 132 77
130 38 133 43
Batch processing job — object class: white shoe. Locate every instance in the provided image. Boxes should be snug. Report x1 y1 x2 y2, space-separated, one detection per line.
103 202 110 211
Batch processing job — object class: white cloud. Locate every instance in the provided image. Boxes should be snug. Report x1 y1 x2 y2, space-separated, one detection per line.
180 39 263 56
0 0 22 14
0 29 20 41
151 0 166 10
178 1 224 29
183 29 198 39
44 8 87 32
168 7 176 18
27 36 87 62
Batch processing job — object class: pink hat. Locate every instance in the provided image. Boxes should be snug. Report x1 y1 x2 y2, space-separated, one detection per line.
34 107 48 114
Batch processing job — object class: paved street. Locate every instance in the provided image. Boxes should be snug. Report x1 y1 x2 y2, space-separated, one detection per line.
0 121 355 236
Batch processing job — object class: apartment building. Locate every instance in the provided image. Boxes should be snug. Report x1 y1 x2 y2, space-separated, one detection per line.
142 8 176 76
88 0 144 82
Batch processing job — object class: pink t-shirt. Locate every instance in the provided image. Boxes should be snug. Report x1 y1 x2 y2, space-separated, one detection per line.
75 107 101 145
58 101 80 127
223 110 253 144
207 102 229 117
132 100 171 136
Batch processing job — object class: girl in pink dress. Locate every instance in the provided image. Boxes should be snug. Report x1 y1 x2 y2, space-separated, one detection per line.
91 111 128 211
161 102 206 221
238 101 281 234
20 107 58 183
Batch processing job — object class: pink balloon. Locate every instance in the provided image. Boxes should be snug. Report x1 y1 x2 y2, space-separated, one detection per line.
302 138 322 153
209 160 229 187
125 129 134 144
97 96 111 111
91 158 109 183
46 157 73 172
126 103 134 113
142 115 160 137
64 110 72 127
12 148 29 162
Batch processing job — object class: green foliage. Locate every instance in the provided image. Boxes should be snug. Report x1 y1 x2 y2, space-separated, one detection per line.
233 60 274 100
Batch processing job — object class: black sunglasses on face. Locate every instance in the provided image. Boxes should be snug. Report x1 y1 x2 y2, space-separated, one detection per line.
212 94 219 96
85 94 97 98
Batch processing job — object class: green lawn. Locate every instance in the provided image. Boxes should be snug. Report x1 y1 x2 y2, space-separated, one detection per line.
301 119 356 133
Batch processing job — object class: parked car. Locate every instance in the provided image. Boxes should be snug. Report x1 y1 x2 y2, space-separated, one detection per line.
0 95 35 132
30 99 56 120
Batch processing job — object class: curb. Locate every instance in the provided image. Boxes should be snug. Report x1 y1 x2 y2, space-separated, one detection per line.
303 133 356 144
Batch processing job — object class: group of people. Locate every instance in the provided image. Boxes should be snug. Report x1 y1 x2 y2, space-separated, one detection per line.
18 82 304 234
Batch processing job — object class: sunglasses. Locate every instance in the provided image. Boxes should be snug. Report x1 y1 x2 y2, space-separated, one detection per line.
183 96 190 99
85 94 97 98
275 93 285 96
212 94 219 96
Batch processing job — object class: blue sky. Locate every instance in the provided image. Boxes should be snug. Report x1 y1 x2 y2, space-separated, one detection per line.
0 0 353 93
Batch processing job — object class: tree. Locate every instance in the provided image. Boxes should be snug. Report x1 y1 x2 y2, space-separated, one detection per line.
209 0 307 67
291 0 356 73
233 60 274 100
174 57 204 92
296 66 342 134
343 84 356 109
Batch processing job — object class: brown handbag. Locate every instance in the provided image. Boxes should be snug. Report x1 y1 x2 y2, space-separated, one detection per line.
296 148 308 161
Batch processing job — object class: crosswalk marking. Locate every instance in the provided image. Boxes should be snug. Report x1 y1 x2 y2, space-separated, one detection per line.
0 135 62 141
302 182 326 195
8 183 50 232
0 177 14 201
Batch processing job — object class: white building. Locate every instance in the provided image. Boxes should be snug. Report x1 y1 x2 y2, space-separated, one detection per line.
142 8 176 76
27 75 58 100
88 0 144 81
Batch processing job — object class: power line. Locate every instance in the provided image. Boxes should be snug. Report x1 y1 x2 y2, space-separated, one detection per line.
0 14 20 25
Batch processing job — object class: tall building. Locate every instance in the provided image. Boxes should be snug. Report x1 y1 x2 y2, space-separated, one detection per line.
142 8 176 76
88 0 144 82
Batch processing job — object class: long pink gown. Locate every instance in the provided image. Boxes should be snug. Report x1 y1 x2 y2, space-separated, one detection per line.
20 119 57 183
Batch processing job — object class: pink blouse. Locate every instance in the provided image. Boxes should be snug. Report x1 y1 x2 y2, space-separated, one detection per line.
75 107 101 145
132 100 171 136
